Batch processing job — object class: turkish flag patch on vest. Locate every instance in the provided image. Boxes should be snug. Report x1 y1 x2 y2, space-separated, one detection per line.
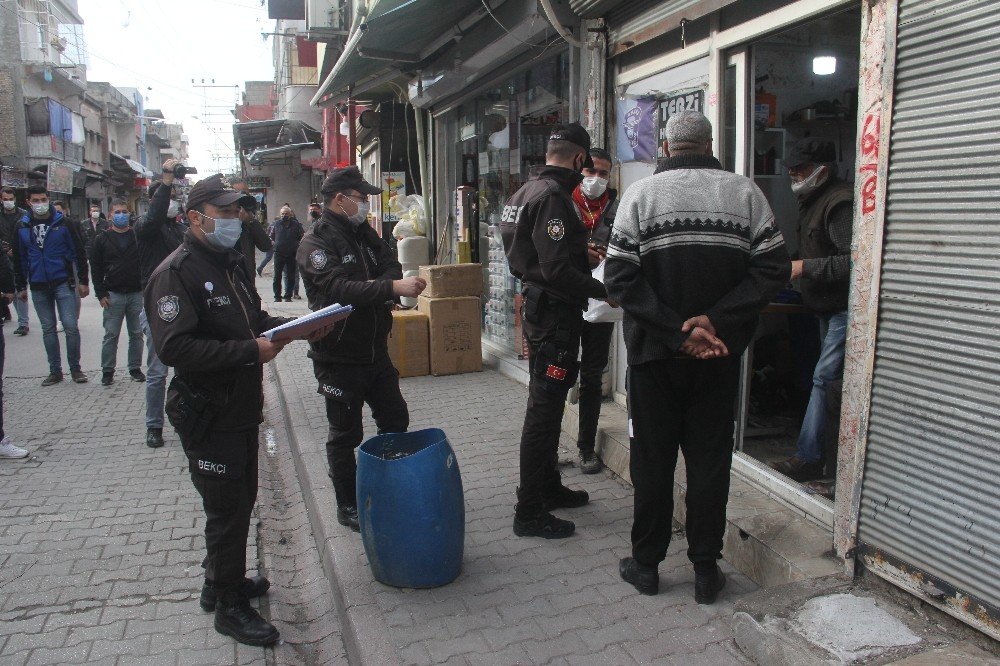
546 365 567 381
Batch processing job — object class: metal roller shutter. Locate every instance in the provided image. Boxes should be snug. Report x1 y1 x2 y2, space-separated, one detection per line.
857 0 1000 620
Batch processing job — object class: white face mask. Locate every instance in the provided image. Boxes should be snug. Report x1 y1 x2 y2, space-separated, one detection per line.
339 199 369 225
791 165 829 197
2 200 14 211
167 201 181 218
200 214 243 251
580 177 609 199
31 202 49 216
90 211 100 220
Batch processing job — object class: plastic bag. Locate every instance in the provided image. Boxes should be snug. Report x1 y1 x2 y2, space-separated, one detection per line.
390 194 426 239
583 260 623 324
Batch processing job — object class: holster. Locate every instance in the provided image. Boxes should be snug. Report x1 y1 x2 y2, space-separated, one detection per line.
532 341 580 391
166 376 220 445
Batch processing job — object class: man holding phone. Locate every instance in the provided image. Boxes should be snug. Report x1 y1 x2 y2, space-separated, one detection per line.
572 147 618 474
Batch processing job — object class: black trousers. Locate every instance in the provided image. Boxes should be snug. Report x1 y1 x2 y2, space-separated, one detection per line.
0 326 5 440
182 428 259 589
628 357 740 569
516 290 582 519
315 352 409 508
577 321 614 455
272 253 296 299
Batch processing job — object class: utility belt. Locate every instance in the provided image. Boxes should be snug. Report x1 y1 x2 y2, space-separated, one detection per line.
165 376 222 445
522 285 580 391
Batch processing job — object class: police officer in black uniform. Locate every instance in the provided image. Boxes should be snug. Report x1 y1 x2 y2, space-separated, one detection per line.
145 174 328 646
296 166 426 532
500 123 609 539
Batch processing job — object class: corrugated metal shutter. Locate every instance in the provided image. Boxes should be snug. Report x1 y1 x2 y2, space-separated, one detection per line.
857 0 1000 615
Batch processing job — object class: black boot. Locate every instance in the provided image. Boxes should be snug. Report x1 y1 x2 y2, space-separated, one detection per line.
694 564 726 605
213 586 279 646
146 428 164 448
201 576 271 612
512 512 575 539
540 485 590 510
619 557 659 595
337 505 360 532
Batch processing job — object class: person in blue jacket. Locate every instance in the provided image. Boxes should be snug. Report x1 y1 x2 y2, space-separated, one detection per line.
11 185 90 386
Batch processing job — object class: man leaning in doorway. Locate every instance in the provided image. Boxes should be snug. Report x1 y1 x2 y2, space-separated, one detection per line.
770 138 854 485
572 147 618 475
606 111 788 601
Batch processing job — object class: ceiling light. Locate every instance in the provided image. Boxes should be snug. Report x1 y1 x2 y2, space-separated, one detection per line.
813 56 837 76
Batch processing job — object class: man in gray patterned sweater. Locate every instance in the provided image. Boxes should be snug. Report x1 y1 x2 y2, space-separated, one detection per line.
606 110 789 602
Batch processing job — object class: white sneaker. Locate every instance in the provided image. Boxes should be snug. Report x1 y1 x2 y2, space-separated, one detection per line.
0 437 28 459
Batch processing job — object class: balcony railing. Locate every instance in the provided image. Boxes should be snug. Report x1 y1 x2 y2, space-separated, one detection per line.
28 134 84 165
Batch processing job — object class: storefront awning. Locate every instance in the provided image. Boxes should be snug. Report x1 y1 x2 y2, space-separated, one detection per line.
233 119 321 153
246 143 320 166
605 0 738 55
311 0 491 106
110 152 154 178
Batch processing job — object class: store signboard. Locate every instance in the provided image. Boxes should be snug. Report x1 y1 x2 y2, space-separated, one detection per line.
381 171 405 223
245 175 271 189
657 89 705 159
1 169 29 189
47 161 76 194
616 97 658 163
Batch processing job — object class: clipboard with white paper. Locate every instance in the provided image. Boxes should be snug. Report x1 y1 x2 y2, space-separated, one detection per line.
261 303 353 343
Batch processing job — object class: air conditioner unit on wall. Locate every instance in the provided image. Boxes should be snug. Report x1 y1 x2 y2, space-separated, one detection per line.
306 0 346 38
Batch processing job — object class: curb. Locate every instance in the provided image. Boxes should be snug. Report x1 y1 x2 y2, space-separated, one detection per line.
264 356 401 666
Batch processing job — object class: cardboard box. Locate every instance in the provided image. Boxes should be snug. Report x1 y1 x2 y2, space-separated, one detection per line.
417 296 483 376
419 263 483 298
387 310 429 378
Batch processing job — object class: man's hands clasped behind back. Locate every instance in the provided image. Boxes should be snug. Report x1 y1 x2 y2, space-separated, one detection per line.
680 315 729 360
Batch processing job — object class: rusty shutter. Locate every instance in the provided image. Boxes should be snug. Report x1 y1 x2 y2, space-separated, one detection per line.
857 0 1000 628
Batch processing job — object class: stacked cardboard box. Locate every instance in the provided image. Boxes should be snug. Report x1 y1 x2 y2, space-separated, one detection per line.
387 310 430 378
417 263 483 376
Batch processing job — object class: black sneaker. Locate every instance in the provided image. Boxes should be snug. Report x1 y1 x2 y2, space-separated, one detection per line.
619 557 659 595
580 451 603 474
769 455 824 482
101 372 114 386
201 576 270 612
13 326 27 336
214 588 279 646
129 369 146 382
541 485 589 510
337 505 360 532
513 512 575 539
284 297 293 302
694 565 727 605
70 370 88 384
146 428 164 448
41 373 63 387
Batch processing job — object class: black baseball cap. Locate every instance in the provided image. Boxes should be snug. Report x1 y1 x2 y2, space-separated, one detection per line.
786 138 837 168
321 166 383 197
549 122 594 169
186 174 256 212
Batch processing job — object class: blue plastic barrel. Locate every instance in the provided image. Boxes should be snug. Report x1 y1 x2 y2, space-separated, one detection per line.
356 428 465 588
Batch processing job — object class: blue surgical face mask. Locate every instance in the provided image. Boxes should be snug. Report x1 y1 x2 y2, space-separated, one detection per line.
112 212 130 228
200 213 242 251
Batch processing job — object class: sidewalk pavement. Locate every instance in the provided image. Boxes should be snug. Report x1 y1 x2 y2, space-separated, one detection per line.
270 346 759 665
0 292 344 665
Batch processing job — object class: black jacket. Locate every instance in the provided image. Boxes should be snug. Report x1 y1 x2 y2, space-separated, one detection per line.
0 206 26 249
237 214 272 278
272 216 304 256
296 209 402 365
500 165 606 308
79 216 109 256
134 181 186 289
144 232 291 431
0 250 14 294
90 227 142 298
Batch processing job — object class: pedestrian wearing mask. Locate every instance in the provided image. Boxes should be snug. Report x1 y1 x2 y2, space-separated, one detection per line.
11 185 90 386
500 123 609 539
306 202 322 232
296 166 424 532
81 203 109 256
91 199 145 386
0 187 30 336
770 139 854 484
271 205 303 302
571 147 619 474
230 177 272 281
606 111 788 601
134 159 188 449
145 173 331 646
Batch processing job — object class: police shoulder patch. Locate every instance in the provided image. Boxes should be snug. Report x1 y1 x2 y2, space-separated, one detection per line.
547 219 566 241
157 295 180 322
309 248 328 270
